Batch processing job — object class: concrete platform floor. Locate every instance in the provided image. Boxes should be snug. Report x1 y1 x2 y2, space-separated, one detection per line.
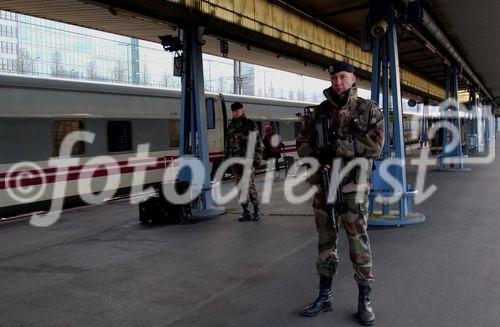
0 141 499 326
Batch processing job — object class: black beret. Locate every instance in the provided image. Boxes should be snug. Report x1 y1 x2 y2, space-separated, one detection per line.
328 61 355 75
230 102 244 111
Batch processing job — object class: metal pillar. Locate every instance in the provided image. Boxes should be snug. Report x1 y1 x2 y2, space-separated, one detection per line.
438 66 469 171
381 38 391 160
370 37 381 104
421 98 429 148
368 0 425 226
483 100 490 151
465 86 479 155
179 26 224 217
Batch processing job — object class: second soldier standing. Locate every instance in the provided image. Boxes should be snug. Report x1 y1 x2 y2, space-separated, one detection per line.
225 102 263 222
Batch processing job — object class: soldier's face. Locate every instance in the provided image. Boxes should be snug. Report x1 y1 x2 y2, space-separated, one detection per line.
232 108 245 119
331 72 356 95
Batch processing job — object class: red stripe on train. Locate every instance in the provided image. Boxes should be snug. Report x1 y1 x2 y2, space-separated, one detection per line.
0 152 225 180
0 149 294 191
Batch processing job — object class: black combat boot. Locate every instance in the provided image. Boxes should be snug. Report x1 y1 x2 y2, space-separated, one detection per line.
252 206 262 221
299 276 333 317
357 284 375 326
238 207 251 222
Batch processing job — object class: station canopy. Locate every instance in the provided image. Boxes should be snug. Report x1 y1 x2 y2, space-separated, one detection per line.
0 0 497 100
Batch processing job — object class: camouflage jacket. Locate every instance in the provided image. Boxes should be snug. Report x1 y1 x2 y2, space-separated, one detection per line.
225 115 263 163
296 87 384 191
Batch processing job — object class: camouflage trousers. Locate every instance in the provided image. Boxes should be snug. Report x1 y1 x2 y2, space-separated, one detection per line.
231 164 259 208
313 189 374 287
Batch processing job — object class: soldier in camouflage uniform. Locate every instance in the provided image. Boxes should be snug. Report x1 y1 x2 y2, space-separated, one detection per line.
296 62 384 326
225 102 263 222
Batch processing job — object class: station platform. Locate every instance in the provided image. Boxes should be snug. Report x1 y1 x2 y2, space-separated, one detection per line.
0 141 499 326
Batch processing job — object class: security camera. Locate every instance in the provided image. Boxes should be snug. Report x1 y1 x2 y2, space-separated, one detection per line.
371 20 388 38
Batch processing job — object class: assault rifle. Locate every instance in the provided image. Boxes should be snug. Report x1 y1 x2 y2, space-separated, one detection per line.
304 106 343 230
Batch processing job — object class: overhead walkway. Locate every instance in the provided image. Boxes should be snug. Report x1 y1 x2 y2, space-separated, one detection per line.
0 140 499 326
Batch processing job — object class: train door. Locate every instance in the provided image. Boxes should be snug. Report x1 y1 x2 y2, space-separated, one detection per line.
218 93 229 155
209 94 230 177
205 97 217 149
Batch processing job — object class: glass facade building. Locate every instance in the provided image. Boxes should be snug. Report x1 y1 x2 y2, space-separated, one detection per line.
0 10 343 103
0 11 18 72
0 10 262 95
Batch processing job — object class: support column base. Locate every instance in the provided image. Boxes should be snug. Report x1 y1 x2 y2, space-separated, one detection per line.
191 207 225 218
369 211 426 226
436 167 471 172
368 187 424 227
437 155 471 171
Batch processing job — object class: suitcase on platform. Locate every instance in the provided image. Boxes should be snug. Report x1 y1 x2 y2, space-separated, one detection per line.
139 196 167 224
139 182 192 225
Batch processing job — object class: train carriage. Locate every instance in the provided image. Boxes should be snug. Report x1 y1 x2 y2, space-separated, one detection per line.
0 74 312 216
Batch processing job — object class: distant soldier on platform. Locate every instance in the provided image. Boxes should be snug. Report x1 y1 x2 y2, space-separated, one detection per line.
296 61 384 325
225 101 263 222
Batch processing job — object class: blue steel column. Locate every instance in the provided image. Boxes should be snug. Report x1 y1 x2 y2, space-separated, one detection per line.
368 0 425 226
440 66 451 169
452 68 465 162
370 37 380 103
381 39 390 161
380 38 390 216
439 66 468 170
422 98 429 136
471 87 478 135
445 66 451 99
179 26 224 216
466 86 478 155
368 34 381 217
387 10 408 217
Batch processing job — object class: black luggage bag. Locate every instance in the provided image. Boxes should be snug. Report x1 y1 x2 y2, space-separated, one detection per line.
139 181 192 225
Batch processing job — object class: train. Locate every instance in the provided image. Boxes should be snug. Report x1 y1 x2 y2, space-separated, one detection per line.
0 74 312 217
1 74 452 218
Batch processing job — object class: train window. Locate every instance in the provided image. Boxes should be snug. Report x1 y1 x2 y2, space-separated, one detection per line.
168 120 180 149
206 98 216 129
294 122 303 138
52 120 85 156
107 121 133 153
